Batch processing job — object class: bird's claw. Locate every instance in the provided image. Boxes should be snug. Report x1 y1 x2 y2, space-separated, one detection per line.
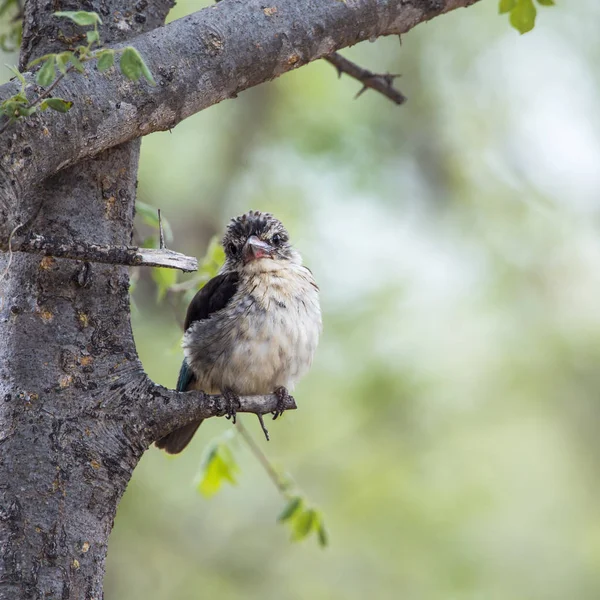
272 386 293 420
223 389 240 424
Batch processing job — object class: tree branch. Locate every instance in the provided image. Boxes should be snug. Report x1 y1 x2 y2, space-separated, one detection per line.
5 231 198 271
0 0 481 242
138 381 297 445
324 53 406 105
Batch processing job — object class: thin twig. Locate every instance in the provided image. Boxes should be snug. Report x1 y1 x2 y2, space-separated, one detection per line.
324 52 406 105
236 418 288 493
30 66 74 109
256 413 270 441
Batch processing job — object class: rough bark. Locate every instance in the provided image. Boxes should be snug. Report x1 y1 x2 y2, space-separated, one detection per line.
0 0 481 598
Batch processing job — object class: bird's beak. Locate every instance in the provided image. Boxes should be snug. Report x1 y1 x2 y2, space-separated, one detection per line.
243 235 274 263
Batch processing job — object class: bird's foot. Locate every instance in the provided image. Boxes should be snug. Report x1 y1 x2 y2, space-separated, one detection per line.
272 386 294 421
223 389 241 425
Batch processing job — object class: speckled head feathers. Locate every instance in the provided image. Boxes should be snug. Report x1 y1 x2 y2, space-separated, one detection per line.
224 211 288 244
222 211 298 271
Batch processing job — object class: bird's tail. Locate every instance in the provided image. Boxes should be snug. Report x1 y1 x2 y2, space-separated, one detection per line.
155 420 203 454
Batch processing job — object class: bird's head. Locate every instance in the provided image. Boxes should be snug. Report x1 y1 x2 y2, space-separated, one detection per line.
222 211 300 274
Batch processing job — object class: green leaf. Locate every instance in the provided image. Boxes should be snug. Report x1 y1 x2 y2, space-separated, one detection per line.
16 105 37 117
36 58 56 87
54 10 102 26
197 236 226 282
509 0 536 33
139 56 156 86
55 53 70 75
120 46 155 85
1 96 31 118
42 97 73 113
119 47 142 81
316 520 329 548
196 438 239 497
6 64 25 84
278 496 303 522
0 100 18 117
68 52 85 73
96 50 115 72
11 92 27 103
86 29 99 45
151 266 177 303
292 508 317 541
536 0 554 4
498 0 517 13
136 201 160 229
28 53 53 68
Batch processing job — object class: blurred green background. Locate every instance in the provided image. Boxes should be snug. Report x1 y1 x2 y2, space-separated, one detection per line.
6 0 600 597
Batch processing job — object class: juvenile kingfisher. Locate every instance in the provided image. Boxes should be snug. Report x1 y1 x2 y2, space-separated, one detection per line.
156 211 322 454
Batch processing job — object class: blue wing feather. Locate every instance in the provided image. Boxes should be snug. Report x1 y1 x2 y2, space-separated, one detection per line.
176 358 195 392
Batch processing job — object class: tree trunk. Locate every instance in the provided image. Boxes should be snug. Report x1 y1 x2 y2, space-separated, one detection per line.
0 0 172 596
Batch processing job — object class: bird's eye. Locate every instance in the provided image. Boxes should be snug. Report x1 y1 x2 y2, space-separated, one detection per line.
227 242 238 256
272 233 282 246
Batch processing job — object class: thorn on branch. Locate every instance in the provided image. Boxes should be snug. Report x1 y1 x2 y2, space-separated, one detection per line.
158 208 166 250
324 52 406 106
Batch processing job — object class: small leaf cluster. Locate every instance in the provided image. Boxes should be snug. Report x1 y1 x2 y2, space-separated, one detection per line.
0 68 36 120
195 427 329 548
31 11 155 86
278 495 328 547
196 431 240 497
499 0 555 34
0 66 72 123
0 10 155 131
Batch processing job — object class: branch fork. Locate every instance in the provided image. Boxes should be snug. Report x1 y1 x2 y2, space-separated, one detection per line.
325 52 406 105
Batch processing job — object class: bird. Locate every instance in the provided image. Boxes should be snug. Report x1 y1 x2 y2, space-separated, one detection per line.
155 210 322 454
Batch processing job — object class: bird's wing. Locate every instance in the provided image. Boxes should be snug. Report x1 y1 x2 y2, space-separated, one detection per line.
176 358 196 392
177 271 240 391
183 271 240 330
